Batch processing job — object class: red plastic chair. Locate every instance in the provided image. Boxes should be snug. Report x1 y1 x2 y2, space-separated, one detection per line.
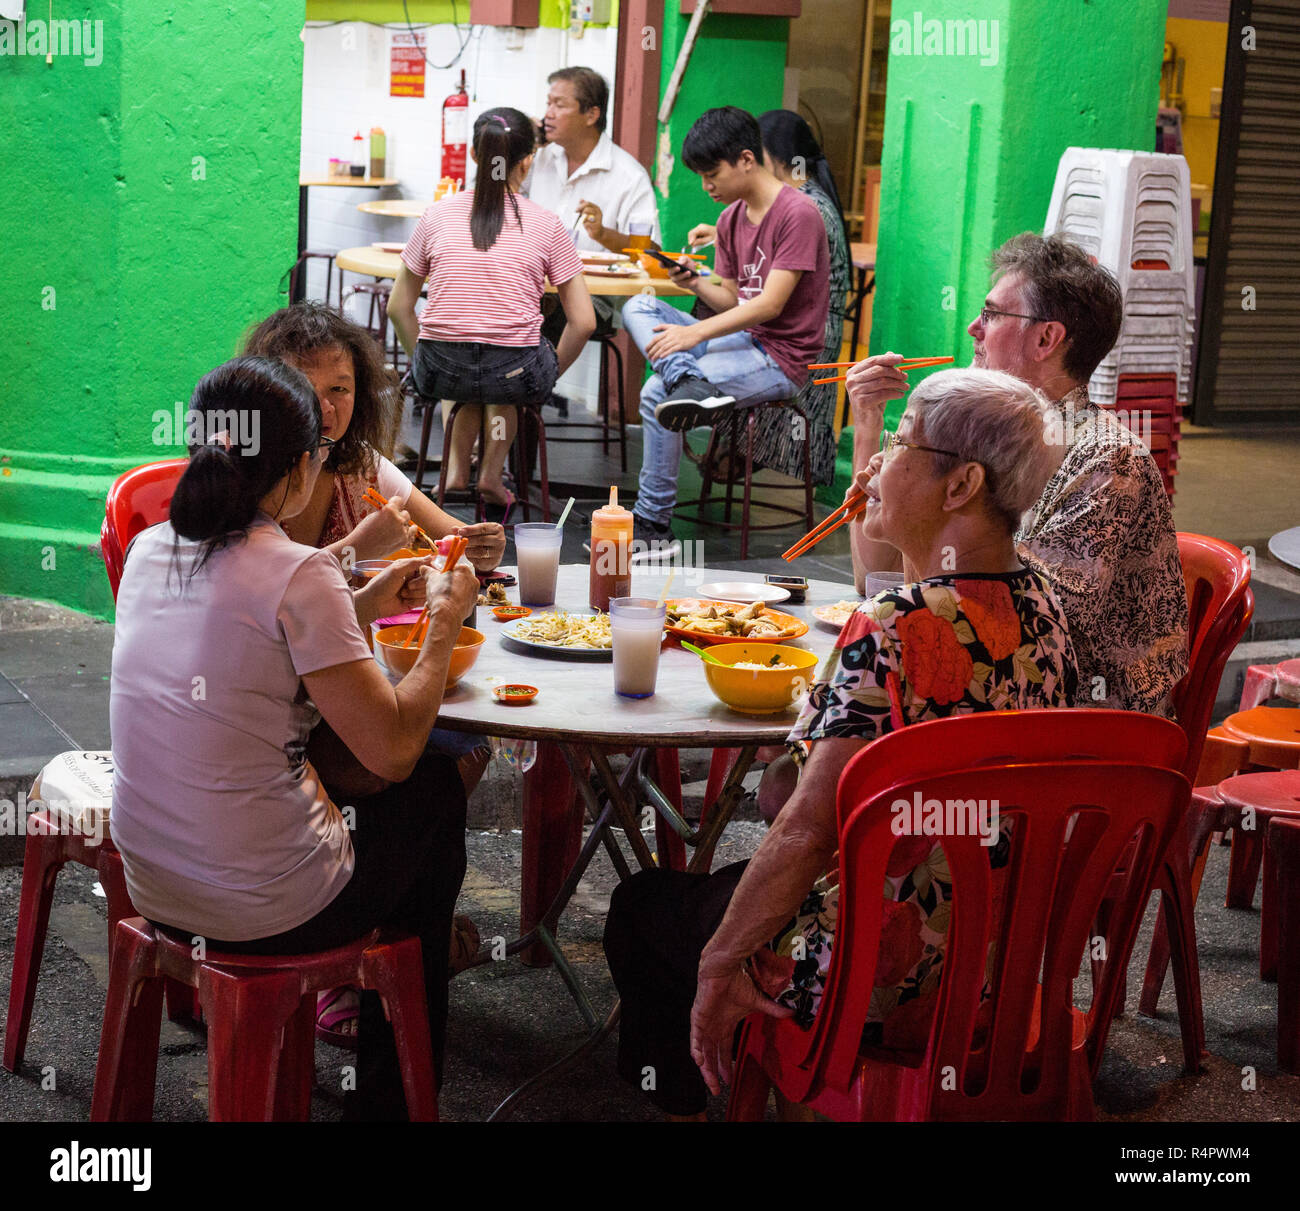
101 458 187 597
1117 534 1252 1063
725 710 1189 1121
1268 816 1300 1073
5 460 191 1073
91 918 437 1121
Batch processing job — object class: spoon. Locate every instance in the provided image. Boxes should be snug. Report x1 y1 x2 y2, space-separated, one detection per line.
681 640 725 666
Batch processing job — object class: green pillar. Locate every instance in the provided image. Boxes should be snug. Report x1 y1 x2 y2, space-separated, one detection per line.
869 0 1168 427
0 2 304 619
654 12 790 252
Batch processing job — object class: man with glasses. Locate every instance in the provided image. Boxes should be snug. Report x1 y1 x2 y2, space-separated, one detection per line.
845 232 1188 715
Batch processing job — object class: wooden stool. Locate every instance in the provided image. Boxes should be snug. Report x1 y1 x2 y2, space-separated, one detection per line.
413 399 551 522
92 918 437 1122
674 400 814 560
541 332 627 472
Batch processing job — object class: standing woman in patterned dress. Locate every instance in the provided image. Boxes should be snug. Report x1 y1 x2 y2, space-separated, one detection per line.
690 111 850 487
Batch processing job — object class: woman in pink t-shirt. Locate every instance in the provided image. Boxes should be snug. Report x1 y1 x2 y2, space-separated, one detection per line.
389 106 596 516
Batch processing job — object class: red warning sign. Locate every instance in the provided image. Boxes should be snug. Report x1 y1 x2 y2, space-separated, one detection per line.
390 31 426 98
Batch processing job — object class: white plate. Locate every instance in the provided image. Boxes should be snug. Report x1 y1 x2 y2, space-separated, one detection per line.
812 600 861 631
579 251 625 264
500 614 613 660
583 263 640 277
698 581 791 606
372 241 405 253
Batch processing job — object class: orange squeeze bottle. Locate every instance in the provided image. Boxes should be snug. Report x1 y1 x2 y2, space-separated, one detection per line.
589 486 633 612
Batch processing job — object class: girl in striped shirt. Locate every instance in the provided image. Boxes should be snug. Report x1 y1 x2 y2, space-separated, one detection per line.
389 106 596 517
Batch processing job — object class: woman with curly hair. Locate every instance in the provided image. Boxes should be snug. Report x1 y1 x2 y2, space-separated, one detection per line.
242 304 498 1048
603 368 1081 1118
242 303 506 572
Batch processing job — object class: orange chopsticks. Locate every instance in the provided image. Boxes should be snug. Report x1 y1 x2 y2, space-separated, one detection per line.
808 355 954 385
362 486 437 551
401 535 467 648
781 490 868 562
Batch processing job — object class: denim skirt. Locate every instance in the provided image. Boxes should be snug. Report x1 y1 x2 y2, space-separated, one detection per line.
411 338 558 408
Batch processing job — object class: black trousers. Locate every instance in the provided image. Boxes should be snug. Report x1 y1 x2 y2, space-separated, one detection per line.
540 293 616 349
602 861 749 1116
152 750 467 1121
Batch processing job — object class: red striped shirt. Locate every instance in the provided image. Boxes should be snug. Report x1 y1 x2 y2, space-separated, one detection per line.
400 191 584 346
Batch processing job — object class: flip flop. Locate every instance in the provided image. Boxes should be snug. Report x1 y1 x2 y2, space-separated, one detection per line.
316 985 360 1050
449 913 483 978
480 489 516 527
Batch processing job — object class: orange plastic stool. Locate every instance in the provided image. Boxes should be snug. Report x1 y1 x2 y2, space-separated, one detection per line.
1221 706 1300 770
91 918 437 1122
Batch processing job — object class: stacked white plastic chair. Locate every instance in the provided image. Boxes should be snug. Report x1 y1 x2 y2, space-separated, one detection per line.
1045 148 1196 496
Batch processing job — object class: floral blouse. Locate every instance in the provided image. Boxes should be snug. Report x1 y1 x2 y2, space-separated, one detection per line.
768 570 1078 1052
1017 385 1188 715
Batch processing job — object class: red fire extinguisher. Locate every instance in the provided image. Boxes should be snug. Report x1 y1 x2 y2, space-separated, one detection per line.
441 69 469 190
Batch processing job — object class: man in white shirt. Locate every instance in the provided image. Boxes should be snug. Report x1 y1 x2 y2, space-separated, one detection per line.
525 67 662 349
526 66 662 256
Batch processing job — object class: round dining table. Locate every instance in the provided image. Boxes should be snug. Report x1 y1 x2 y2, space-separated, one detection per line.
333 244 697 297
426 562 849 975
358 197 427 218
420 559 852 1117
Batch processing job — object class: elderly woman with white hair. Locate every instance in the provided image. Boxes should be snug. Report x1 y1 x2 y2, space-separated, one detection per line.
602 368 1080 1118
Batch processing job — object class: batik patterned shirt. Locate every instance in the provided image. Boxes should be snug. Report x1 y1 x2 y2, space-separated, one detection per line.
770 570 1078 1051
1016 385 1188 714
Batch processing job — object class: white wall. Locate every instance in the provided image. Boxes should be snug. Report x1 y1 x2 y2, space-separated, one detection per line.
300 20 620 406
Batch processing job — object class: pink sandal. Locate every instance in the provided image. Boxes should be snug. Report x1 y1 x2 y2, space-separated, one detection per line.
315 986 360 1050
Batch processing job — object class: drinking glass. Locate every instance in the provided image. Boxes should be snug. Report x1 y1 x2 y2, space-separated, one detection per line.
514 523 563 606
609 597 666 699
865 571 906 599
627 220 653 252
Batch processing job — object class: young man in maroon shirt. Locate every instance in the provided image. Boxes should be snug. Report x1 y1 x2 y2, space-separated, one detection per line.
620 107 830 557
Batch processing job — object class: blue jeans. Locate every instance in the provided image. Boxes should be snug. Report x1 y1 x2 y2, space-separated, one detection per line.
621 295 798 526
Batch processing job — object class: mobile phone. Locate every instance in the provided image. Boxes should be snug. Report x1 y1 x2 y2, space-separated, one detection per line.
642 248 701 277
765 573 807 602
478 571 517 587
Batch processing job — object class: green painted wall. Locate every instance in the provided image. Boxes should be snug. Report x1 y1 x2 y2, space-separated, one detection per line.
654 11 789 254
869 0 1167 429
0 2 305 619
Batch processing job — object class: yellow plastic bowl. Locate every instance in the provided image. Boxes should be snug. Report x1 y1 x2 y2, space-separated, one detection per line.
375 624 485 688
701 643 820 716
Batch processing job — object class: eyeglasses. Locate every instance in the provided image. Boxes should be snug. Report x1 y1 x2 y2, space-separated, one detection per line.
315 435 336 458
881 431 963 460
978 305 1052 326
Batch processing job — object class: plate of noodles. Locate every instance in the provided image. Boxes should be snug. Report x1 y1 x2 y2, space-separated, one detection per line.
501 610 615 659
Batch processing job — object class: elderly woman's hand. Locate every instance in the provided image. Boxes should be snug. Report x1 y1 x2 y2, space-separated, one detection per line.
356 555 435 628
845 353 912 434
689 966 794 1097
424 559 479 622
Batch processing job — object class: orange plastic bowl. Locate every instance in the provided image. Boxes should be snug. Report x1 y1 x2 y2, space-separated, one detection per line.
375 624 485 687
